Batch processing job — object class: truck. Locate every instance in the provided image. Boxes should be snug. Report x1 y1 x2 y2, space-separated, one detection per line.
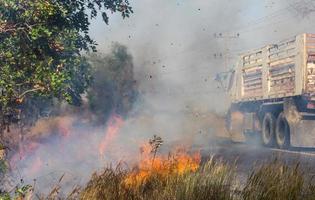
226 33 315 149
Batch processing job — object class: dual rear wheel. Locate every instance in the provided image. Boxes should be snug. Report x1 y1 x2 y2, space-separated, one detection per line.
262 112 290 149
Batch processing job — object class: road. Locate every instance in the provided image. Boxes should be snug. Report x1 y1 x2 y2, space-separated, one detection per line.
195 139 315 184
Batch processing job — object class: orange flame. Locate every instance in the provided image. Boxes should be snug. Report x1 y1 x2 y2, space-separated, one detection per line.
124 144 201 186
98 115 124 158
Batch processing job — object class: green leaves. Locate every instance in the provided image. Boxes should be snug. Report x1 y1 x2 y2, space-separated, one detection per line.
14 185 32 198
0 160 8 174
87 43 138 123
0 192 10 200
0 184 33 200
0 0 132 127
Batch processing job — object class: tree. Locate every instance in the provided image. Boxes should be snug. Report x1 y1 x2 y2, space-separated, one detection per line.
88 43 138 123
0 0 133 130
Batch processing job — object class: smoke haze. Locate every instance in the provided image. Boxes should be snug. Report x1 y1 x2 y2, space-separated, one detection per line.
3 0 315 194
90 0 315 113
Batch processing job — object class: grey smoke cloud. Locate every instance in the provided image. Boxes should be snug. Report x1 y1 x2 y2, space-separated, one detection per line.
90 0 315 113
5 0 315 194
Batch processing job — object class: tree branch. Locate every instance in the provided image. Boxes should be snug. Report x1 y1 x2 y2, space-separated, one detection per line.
0 22 41 34
18 88 44 99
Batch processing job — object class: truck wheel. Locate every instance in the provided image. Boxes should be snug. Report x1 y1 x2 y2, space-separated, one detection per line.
262 113 276 147
275 112 290 149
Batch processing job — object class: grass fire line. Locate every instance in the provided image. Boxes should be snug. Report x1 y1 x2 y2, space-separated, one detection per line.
3 132 315 200
80 154 315 200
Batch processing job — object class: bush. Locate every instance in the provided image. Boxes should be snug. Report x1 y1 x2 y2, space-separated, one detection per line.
87 43 138 124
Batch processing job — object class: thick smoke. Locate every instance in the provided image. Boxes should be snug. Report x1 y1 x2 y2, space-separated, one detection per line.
88 0 315 143
3 0 315 194
90 0 315 114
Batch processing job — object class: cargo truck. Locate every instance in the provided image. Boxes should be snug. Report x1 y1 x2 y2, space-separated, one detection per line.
226 33 315 149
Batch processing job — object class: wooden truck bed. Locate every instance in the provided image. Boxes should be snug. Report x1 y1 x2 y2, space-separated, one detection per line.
231 33 315 103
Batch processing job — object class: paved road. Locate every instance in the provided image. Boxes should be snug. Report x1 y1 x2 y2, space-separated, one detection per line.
198 139 315 177
193 139 315 187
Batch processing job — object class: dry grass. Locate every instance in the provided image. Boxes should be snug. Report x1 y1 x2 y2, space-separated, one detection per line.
80 157 235 200
242 161 315 200
79 159 315 200
3 158 315 200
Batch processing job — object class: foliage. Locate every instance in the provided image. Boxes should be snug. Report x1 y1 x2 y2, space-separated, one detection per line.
14 185 32 199
0 0 132 128
0 160 7 174
87 43 138 123
0 192 10 200
0 184 32 200
0 144 7 174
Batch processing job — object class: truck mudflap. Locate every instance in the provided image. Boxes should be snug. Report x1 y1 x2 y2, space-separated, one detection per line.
284 99 315 147
289 116 315 147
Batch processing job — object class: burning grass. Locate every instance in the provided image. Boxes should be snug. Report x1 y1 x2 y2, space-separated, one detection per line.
79 158 315 200
3 155 315 200
123 144 201 187
80 156 235 200
81 143 207 200
3 135 315 200
79 132 234 200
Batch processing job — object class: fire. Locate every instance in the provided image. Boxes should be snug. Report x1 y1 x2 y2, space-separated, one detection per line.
98 115 124 158
124 144 201 186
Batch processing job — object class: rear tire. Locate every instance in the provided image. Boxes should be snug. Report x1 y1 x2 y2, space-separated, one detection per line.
275 112 290 149
262 113 276 147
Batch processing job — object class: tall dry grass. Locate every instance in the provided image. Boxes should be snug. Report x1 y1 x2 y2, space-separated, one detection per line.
79 159 315 200
3 158 315 200
242 161 315 200
80 158 236 200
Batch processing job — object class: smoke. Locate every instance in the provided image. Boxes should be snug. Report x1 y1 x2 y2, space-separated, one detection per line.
88 0 315 144
3 0 315 195
90 0 315 114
